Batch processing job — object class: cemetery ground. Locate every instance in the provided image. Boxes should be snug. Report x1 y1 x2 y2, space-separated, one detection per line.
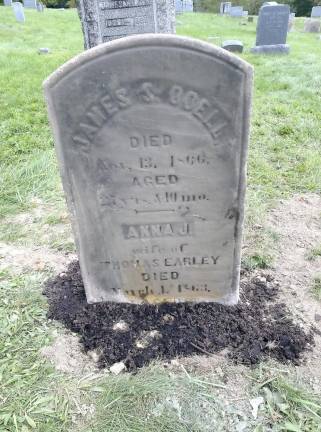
0 7 321 432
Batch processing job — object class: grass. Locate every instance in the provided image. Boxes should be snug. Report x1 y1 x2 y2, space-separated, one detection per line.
0 7 321 432
312 276 321 301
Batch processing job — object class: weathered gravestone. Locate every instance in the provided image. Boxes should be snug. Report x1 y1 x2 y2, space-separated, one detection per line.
12 2 25 22
251 4 290 54
176 0 193 13
37 2 44 12
78 0 175 49
288 12 295 32
23 0 37 8
183 0 193 12
220 2 231 14
311 6 321 17
230 6 243 17
44 35 253 304
222 39 243 52
4 0 13 6
304 18 321 32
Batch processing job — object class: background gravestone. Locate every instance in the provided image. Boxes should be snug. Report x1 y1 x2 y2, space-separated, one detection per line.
288 12 295 32
220 2 231 15
230 6 243 17
304 18 321 32
23 0 37 8
44 35 252 305
251 4 290 54
12 2 25 22
222 39 243 52
77 0 175 49
311 6 321 18
4 0 13 6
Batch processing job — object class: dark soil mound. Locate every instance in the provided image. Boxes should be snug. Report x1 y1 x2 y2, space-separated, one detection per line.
44 261 314 371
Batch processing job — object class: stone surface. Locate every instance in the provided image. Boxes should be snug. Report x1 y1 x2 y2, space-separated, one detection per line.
222 40 243 53
243 10 248 17
176 0 193 13
220 2 231 15
4 0 12 6
252 4 290 54
12 2 25 22
304 18 321 33
311 6 321 18
77 0 176 49
38 47 50 54
229 6 243 17
44 35 252 304
23 0 37 8
37 2 44 11
288 12 295 32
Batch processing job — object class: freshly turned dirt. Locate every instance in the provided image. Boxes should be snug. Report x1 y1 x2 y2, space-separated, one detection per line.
44 261 314 371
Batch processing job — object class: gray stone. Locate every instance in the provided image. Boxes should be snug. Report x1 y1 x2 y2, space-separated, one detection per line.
251 4 290 54
220 2 231 15
37 2 44 12
77 0 175 49
38 47 50 54
12 2 25 22
242 10 248 17
44 34 253 305
288 12 295 32
176 0 193 13
23 0 37 8
4 0 12 6
229 6 243 17
311 6 321 18
304 18 321 33
222 40 243 53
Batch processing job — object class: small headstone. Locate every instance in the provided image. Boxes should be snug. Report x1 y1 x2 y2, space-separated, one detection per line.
243 10 248 18
37 2 44 12
288 12 295 32
304 18 321 33
4 0 13 6
38 47 50 54
12 2 25 22
23 0 37 8
222 40 244 53
77 0 175 49
311 6 321 18
220 2 231 15
44 35 253 305
251 4 290 54
230 6 243 17
184 0 193 12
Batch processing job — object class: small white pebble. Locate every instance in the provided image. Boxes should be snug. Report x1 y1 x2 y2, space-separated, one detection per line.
110 361 126 375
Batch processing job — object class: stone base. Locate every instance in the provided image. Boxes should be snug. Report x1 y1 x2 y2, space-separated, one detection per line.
251 44 290 54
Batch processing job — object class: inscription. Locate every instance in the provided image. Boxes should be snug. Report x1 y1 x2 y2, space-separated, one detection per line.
99 0 151 9
122 222 192 239
106 17 134 27
71 81 231 153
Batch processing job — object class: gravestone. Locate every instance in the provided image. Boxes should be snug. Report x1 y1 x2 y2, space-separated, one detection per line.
184 0 193 12
251 4 290 54
37 2 44 12
220 2 231 14
311 6 321 17
243 10 248 17
23 0 37 8
12 2 25 22
78 0 175 49
288 12 295 32
4 0 12 6
44 35 252 305
304 18 321 32
222 39 243 52
230 6 243 17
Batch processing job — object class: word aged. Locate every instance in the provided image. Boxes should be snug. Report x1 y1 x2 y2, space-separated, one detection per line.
44 35 252 304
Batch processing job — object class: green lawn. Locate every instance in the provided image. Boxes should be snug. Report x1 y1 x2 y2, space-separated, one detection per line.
1 8 321 431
